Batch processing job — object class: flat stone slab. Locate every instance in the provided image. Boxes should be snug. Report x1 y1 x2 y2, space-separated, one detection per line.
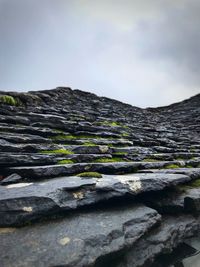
6 161 191 179
140 168 200 180
116 215 200 267
0 204 160 267
0 153 59 167
0 173 190 226
6 162 141 179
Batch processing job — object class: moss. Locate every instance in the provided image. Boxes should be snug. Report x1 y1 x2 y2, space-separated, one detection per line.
52 134 116 141
164 164 180 169
77 172 102 178
99 121 121 127
94 157 127 163
0 95 21 106
57 159 74 164
179 179 200 191
122 133 130 137
185 164 194 168
41 149 74 154
83 142 96 146
189 179 200 188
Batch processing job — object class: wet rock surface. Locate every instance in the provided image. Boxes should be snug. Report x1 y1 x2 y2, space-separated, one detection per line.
0 87 200 266
0 204 160 267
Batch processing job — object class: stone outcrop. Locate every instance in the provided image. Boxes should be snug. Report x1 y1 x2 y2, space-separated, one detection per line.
0 87 200 266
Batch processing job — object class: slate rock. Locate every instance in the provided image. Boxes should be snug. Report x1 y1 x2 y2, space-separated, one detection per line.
0 204 160 267
116 215 200 267
0 173 22 185
0 173 190 226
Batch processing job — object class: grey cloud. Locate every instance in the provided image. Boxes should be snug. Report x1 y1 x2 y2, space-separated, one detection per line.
0 0 199 107
135 0 200 85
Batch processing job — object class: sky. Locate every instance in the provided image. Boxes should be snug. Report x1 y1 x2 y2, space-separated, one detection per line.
0 0 200 107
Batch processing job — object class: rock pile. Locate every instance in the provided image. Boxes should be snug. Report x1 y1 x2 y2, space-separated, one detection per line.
1 87 200 267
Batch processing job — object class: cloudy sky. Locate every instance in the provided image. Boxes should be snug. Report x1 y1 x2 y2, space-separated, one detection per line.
0 0 199 107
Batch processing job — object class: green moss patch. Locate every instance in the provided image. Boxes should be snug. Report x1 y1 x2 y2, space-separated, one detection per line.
82 142 96 146
185 164 194 168
164 164 180 169
57 159 74 164
0 95 21 106
52 134 117 141
41 149 74 154
77 172 102 178
179 179 200 191
93 157 127 163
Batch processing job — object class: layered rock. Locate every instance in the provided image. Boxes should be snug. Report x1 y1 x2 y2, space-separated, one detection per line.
0 87 200 267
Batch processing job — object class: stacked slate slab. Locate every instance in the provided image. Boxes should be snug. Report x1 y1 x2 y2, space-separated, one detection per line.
1 87 200 267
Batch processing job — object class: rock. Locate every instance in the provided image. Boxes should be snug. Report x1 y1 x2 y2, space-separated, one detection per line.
139 168 200 180
116 215 200 267
0 139 63 153
66 145 112 154
6 162 141 179
0 204 160 267
139 190 185 214
1 88 200 266
0 173 190 226
0 173 22 185
0 132 50 144
184 188 200 213
0 153 59 167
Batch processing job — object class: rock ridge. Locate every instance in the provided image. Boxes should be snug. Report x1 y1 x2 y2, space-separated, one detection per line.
0 87 200 267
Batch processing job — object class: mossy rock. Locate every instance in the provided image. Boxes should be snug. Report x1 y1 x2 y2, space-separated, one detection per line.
0 95 22 106
94 157 127 163
77 172 102 178
57 159 75 164
178 178 200 191
83 142 96 146
164 164 180 169
40 149 74 154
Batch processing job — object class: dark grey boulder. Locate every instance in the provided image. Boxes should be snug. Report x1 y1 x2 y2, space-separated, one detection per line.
184 188 200 213
0 204 160 267
116 215 200 267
